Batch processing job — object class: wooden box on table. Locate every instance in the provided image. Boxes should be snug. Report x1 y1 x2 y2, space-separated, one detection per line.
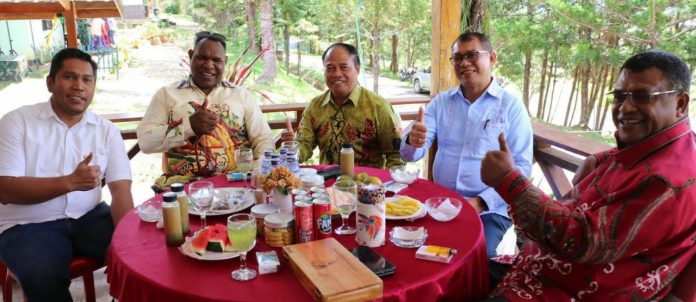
283 238 383 302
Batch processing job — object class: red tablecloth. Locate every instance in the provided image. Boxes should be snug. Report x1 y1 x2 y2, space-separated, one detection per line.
107 166 489 301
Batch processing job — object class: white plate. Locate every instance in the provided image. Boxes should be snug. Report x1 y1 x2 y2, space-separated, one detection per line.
385 196 427 220
188 187 254 216
178 235 240 261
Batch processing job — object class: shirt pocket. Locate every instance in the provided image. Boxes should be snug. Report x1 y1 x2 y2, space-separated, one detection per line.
475 122 504 156
93 148 109 180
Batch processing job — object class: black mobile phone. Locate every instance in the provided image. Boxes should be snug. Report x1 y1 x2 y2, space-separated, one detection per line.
351 246 396 278
317 166 342 180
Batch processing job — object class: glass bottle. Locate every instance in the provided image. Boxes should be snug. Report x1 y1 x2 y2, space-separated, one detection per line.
162 192 183 246
340 143 355 177
170 183 190 235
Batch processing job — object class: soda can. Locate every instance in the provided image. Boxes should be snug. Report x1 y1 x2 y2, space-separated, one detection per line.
310 186 327 196
291 188 309 203
312 192 329 201
313 198 332 239
294 201 314 243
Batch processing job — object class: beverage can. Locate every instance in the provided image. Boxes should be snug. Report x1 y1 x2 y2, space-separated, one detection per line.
313 199 332 239
310 186 327 196
294 201 314 243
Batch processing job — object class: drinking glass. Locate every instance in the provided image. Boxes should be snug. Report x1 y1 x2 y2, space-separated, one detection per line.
189 181 214 229
227 213 257 281
333 180 357 235
280 141 299 154
235 147 254 173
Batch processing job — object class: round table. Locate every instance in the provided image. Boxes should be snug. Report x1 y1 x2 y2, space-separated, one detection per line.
107 166 489 301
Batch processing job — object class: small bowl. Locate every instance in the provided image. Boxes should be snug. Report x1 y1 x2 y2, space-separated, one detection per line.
425 197 463 222
389 165 420 184
389 226 428 248
136 199 163 222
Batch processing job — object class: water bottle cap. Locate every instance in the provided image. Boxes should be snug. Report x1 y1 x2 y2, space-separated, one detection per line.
342 142 353 148
163 192 177 202
170 183 184 192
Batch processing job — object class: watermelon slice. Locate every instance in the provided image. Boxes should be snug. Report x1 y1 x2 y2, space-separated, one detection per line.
206 225 232 253
190 228 213 255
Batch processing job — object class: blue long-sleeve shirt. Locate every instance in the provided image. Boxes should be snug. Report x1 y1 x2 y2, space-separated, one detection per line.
400 80 533 218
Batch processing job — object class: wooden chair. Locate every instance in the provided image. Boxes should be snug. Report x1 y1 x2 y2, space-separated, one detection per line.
1 257 102 302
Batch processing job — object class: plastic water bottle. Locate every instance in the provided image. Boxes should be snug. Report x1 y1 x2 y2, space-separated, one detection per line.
279 148 288 167
286 151 300 174
270 158 280 171
262 150 273 174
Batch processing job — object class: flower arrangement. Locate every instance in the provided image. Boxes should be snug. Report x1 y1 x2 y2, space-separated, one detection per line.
260 166 303 195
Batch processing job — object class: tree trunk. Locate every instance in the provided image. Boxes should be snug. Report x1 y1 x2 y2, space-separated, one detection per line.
546 63 558 122
372 1 381 93
406 36 414 67
592 64 609 130
283 11 290 75
246 1 258 52
297 41 301 78
543 61 555 122
258 0 276 83
564 66 579 127
599 67 617 131
521 1 533 110
536 49 549 119
390 34 398 73
578 63 591 129
464 0 487 33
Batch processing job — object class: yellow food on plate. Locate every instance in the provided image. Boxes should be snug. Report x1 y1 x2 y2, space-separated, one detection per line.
386 196 422 216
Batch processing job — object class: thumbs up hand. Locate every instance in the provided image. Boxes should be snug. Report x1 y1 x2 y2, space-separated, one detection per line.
280 117 295 142
69 153 101 191
481 133 516 187
408 107 428 148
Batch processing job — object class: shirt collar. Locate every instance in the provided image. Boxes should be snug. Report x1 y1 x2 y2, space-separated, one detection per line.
177 76 235 90
321 85 361 107
38 99 97 125
448 77 503 102
615 117 692 168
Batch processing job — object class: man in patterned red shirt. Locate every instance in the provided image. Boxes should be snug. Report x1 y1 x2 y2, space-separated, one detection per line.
480 50 696 301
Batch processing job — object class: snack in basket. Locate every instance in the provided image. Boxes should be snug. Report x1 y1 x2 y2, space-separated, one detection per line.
386 196 421 216
190 224 234 255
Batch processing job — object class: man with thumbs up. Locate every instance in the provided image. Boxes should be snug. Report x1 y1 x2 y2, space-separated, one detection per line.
400 32 533 259
0 48 133 302
481 50 696 301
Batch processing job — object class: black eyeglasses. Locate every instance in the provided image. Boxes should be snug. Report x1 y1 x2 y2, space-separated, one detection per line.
608 89 682 105
449 51 489 65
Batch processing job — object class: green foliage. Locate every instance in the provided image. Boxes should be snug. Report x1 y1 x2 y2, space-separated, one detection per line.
164 0 181 14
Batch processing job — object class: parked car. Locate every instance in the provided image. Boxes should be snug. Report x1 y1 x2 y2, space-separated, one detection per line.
413 66 430 93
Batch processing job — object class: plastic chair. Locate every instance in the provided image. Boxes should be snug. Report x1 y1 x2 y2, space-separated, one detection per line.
2 257 102 302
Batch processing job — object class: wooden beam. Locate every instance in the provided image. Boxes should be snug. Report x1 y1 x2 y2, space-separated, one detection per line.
532 123 611 156
56 0 71 10
77 9 121 18
430 0 460 96
0 2 65 14
65 1 78 48
0 13 58 20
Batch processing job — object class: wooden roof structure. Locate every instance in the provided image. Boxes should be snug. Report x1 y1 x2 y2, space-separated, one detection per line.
0 0 124 47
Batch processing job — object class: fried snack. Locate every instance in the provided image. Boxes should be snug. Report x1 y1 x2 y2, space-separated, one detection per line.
386 196 422 216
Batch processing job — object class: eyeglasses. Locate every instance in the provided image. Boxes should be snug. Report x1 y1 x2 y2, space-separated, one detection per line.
195 31 227 42
608 89 682 105
449 51 489 65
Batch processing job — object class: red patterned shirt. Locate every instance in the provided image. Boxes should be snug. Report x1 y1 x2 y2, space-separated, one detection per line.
493 118 696 301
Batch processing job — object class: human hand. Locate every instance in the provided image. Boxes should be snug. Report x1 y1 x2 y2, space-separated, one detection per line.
468 196 487 213
571 155 598 185
408 107 427 148
280 117 295 142
70 153 101 191
481 134 515 187
189 109 218 136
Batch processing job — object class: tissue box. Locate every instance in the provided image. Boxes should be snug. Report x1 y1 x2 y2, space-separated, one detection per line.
256 250 280 274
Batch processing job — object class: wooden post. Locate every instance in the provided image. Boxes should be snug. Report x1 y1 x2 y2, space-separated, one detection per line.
64 1 78 48
426 0 461 181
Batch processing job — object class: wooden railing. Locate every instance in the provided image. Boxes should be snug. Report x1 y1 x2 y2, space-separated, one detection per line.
105 96 611 197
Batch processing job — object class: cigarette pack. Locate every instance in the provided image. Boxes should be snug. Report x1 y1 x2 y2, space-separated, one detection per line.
256 250 280 274
415 245 457 263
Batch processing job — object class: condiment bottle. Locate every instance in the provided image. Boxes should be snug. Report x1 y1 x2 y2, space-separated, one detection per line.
170 183 190 235
162 192 183 246
340 142 355 177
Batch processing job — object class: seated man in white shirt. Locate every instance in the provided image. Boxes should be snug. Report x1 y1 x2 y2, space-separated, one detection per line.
0 48 133 302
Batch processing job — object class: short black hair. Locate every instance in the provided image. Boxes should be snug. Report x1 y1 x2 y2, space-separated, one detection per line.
48 48 98 80
452 32 493 52
621 50 691 92
194 31 227 50
322 43 360 67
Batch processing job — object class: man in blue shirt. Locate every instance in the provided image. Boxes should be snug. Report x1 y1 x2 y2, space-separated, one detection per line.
400 32 533 259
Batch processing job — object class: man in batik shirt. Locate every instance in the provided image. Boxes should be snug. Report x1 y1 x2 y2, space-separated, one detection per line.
291 43 403 168
137 32 274 185
480 50 696 301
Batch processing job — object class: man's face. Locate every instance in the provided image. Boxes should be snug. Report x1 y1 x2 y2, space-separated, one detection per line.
188 38 227 94
451 38 496 89
324 46 360 102
611 67 687 146
46 58 95 118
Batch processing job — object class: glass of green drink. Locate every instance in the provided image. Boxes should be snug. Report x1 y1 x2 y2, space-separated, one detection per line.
333 180 357 235
227 213 257 281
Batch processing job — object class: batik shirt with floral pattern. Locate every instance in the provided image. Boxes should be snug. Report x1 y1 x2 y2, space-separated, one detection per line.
297 85 403 168
137 77 274 179
492 117 696 301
